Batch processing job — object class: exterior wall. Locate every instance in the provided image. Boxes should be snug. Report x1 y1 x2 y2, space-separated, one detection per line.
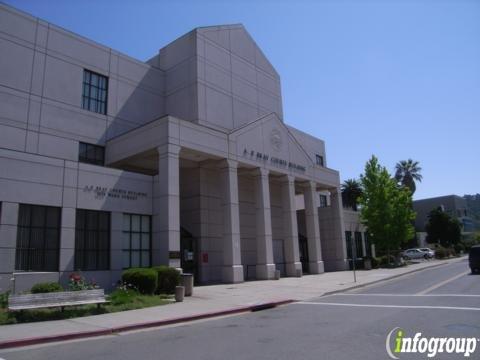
148 25 283 131
413 195 474 233
0 4 165 164
0 2 348 290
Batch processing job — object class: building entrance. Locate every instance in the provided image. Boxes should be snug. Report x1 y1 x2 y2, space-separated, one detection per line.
298 233 309 274
180 227 198 284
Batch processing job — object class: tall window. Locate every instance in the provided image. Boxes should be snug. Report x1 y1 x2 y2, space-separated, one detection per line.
82 69 108 114
345 231 352 259
316 154 324 167
319 194 328 208
79 142 104 166
75 209 110 270
122 214 151 268
16 204 60 271
355 231 363 258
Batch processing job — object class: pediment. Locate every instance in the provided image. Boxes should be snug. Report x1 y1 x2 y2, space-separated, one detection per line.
229 113 313 173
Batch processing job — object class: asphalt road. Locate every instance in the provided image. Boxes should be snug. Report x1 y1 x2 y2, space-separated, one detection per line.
1 259 479 360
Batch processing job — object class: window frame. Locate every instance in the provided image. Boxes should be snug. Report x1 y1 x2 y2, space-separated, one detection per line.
82 69 108 115
79 142 105 166
74 209 110 271
319 194 328 208
15 204 61 271
122 214 152 269
315 154 324 167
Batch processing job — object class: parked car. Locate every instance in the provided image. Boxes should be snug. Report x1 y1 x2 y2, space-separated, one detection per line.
402 248 429 260
419 248 435 259
469 245 480 274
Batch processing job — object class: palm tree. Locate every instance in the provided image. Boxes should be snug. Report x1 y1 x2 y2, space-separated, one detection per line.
341 179 363 211
394 159 422 194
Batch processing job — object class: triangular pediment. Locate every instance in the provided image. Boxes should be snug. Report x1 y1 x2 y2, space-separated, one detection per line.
229 113 314 172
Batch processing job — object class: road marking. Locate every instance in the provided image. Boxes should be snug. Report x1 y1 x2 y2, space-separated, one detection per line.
325 293 480 297
296 302 480 311
416 270 470 295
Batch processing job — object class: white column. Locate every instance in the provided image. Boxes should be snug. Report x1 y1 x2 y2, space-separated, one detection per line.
154 144 181 268
219 159 244 283
303 181 324 274
329 188 349 270
281 175 302 277
254 168 275 280
59 208 75 272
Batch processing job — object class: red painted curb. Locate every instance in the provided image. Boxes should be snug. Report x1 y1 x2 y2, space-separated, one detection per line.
0 299 295 350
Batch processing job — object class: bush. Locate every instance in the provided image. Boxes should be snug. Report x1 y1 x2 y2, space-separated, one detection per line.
371 257 380 269
435 247 447 259
122 268 157 295
31 282 63 294
0 291 9 308
378 255 396 267
454 243 465 254
154 266 181 294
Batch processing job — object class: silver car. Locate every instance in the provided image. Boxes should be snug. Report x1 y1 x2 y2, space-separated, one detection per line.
419 247 435 258
402 248 429 260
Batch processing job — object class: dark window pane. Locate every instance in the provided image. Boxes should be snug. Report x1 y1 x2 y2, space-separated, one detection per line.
82 70 108 114
15 204 60 271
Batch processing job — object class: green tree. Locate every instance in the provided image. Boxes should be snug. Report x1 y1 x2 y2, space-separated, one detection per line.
359 156 415 256
341 179 363 211
394 159 422 195
425 208 462 247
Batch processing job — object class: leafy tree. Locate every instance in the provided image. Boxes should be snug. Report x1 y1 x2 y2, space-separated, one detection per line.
425 208 462 247
359 156 415 256
341 179 363 211
394 159 422 195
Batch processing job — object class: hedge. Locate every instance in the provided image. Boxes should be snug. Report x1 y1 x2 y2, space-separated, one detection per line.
31 282 63 294
122 268 158 295
153 266 181 294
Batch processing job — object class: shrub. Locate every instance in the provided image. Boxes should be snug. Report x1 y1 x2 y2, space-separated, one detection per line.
154 266 181 294
378 255 396 267
371 257 380 269
454 243 465 254
68 273 98 291
435 247 447 259
0 291 9 308
122 268 157 295
31 282 63 294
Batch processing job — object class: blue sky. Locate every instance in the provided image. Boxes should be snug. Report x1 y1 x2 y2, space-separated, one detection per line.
5 0 479 200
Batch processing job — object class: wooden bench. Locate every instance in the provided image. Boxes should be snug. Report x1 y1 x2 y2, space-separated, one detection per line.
8 289 109 312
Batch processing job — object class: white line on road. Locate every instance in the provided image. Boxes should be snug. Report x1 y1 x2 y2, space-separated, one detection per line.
416 270 470 295
296 302 480 311
325 293 480 297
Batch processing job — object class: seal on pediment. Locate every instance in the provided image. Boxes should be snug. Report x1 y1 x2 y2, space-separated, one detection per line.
270 128 282 151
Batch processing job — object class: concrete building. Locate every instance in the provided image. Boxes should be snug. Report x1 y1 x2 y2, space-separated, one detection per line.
413 195 475 235
0 3 348 293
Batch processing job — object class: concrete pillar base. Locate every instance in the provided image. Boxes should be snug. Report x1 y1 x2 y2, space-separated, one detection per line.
256 263 276 280
222 265 244 283
308 261 325 274
285 262 303 277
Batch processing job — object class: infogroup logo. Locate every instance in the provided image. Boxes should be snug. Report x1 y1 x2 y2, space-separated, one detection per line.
386 327 478 358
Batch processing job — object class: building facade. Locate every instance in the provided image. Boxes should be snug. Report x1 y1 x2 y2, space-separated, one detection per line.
0 4 348 292
413 195 475 235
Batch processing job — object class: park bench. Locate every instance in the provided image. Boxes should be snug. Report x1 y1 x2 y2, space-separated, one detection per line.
8 289 108 312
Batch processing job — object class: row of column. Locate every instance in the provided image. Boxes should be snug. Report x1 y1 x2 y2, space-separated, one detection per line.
155 145 325 283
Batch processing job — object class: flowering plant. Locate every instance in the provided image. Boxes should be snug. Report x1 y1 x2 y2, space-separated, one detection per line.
68 273 99 291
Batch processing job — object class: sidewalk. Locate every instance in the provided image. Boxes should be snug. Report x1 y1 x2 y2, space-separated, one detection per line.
0 257 466 349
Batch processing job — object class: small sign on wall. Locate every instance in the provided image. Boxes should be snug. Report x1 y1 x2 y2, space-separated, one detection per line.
202 253 209 263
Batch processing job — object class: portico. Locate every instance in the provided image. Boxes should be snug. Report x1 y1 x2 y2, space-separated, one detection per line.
106 113 347 283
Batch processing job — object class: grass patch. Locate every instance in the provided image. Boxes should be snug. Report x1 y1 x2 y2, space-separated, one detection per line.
0 289 173 325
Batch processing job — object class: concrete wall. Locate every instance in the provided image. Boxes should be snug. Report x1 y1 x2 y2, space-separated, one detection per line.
148 25 283 132
0 4 165 164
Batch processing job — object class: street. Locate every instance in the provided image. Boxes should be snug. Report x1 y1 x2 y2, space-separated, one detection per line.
1 259 479 360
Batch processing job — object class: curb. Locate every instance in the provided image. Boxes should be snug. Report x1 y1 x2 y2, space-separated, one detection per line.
321 258 463 297
0 299 294 350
